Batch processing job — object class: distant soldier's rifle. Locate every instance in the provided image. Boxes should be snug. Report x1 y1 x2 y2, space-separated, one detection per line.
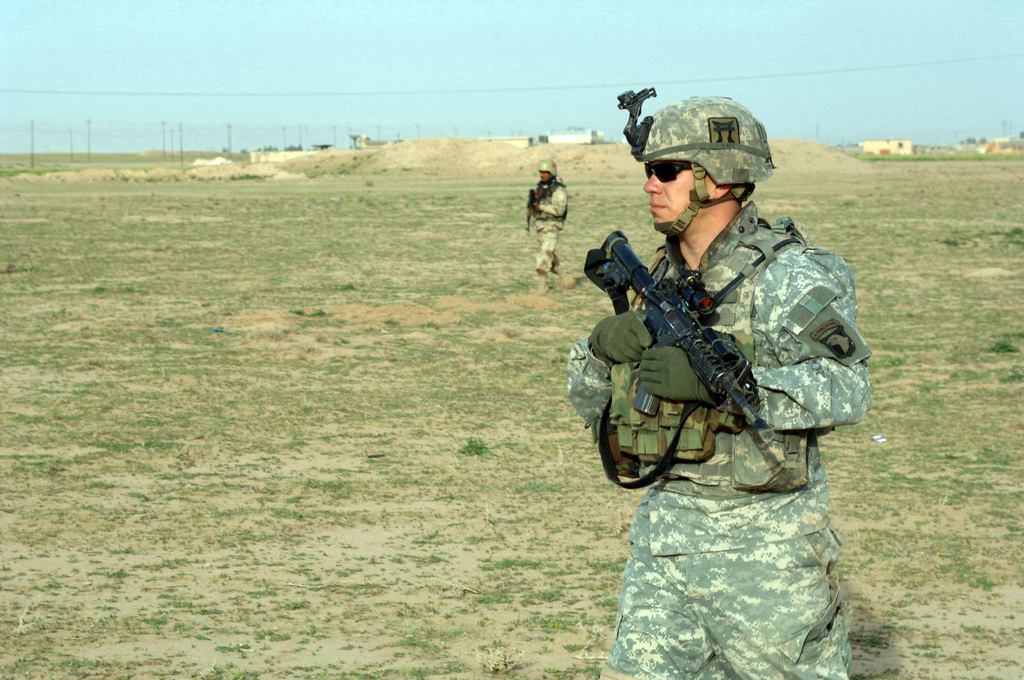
584 230 774 447
525 189 537 232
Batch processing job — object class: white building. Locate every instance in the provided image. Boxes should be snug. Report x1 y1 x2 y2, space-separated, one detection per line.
543 129 605 145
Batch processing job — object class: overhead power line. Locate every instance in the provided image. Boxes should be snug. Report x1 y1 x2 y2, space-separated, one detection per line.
2 53 1021 98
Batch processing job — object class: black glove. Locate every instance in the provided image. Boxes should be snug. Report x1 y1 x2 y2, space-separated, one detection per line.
589 311 653 364
638 346 716 404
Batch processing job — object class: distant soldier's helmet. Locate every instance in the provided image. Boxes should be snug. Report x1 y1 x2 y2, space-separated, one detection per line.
640 96 774 236
537 159 557 174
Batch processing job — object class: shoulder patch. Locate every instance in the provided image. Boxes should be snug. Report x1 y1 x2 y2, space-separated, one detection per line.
810 319 856 358
782 285 870 366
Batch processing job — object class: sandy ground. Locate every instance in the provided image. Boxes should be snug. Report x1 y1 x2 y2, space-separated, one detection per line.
3 140 1022 680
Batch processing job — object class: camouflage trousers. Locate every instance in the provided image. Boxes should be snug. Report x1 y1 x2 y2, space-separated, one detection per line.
534 222 561 275
604 523 851 679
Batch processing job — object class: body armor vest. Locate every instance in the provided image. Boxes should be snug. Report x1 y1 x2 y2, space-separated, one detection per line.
534 177 567 221
602 216 815 493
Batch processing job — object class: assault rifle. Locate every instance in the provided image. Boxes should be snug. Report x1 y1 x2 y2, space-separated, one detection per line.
584 230 774 447
525 189 537 232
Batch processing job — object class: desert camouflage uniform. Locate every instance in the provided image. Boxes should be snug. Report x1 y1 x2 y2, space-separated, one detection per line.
567 202 871 679
532 175 568 275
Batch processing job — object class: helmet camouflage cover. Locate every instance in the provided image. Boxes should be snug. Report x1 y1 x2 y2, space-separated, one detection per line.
642 96 774 185
537 158 557 173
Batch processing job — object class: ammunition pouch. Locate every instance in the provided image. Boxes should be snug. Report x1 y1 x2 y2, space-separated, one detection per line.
599 363 811 491
598 363 718 488
722 428 813 492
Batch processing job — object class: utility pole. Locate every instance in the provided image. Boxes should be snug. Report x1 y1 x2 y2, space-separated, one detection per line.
87 119 91 161
179 122 184 167
162 121 166 161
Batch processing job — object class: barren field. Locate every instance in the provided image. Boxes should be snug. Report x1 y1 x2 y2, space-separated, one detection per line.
1 140 1023 679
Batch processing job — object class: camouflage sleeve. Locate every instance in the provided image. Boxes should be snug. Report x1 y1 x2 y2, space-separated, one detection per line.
538 184 568 219
751 249 872 430
566 337 612 422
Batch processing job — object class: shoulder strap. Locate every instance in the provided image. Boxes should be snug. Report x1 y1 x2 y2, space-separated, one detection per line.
712 235 802 307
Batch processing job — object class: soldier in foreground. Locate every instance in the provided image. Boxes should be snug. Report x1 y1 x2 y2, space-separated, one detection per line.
528 158 570 293
566 91 872 678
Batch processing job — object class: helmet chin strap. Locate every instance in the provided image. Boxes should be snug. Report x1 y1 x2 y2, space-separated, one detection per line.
653 165 752 237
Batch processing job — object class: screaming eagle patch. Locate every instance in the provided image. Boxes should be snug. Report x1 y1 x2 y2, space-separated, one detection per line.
708 117 740 145
810 318 856 358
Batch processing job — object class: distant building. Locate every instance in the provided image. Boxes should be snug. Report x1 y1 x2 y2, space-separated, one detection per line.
986 137 1024 154
542 128 605 145
861 139 913 155
349 135 396 150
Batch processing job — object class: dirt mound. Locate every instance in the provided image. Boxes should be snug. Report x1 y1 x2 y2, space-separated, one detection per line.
344 137 639 177
276 148 368 176
9 163 303 183
769 138 873 176
6 137 869 183
276 137 868 179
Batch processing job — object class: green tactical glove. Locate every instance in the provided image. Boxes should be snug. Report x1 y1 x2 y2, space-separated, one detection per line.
638 346 716 404
589 311 653 365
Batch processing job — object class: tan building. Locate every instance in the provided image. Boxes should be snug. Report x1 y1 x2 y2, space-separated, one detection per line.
861 139 913 155
986 138 1024 154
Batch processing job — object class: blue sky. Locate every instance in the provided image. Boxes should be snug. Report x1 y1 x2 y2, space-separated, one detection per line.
2 0 1022 153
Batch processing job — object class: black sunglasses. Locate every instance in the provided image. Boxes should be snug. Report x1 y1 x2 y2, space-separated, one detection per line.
644 161 692 182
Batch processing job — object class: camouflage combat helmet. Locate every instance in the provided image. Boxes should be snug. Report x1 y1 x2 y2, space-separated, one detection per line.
642 96 774 184
619 91 774 236
537 158 557 174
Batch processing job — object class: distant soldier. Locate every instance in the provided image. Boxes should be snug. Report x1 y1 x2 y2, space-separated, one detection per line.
528 158 571 293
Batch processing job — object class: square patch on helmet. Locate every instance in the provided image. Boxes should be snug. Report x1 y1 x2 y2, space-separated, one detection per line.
708 117 740 144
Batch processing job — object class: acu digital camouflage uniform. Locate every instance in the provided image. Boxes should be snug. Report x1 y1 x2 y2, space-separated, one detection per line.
531 159 569 290
566 95 871 679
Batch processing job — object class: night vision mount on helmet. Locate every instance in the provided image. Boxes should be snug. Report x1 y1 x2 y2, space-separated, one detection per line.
617 88 658 160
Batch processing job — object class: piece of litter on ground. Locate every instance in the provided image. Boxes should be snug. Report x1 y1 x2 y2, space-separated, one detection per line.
213 327 226 332
872 434 887 443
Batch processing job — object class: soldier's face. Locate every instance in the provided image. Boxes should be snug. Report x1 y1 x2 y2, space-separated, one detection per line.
539 171 552 181
644 162 696 223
